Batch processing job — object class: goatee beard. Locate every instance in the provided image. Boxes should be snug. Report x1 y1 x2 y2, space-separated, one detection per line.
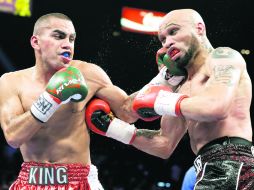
175 41 197 69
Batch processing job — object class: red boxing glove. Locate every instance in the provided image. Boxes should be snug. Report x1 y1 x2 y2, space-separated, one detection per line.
85 98 111 136
133 84 173 121
85 98 137 144
133 85 188 118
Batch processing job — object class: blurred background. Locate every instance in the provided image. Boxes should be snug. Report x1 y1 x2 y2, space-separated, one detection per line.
0 0 253 189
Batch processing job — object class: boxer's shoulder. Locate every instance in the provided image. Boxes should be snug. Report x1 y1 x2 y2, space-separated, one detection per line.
70 60 105 75
0 68 33 91
1 67 31 79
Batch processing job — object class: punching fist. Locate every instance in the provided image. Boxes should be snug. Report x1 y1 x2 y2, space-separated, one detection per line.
85 98 136 144
133 84 188 118
31 66 88 122
156 47 186 87
133 85 171 120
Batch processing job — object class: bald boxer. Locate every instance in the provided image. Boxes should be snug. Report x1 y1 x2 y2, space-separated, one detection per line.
0 13 137 190
86 9 254 189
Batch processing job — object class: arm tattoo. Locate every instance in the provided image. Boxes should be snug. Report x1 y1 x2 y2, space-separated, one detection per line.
213 65 235 86
212 47 235 58
136 129 161 139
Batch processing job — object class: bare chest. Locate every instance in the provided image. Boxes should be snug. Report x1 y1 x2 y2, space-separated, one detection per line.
178 74 209 132
178 74 209 97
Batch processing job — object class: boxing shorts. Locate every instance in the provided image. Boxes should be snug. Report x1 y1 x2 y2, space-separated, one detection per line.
193 136 254 190
9 162 104 190
88 164 104 190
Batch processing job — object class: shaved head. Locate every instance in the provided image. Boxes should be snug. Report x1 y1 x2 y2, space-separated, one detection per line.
159 9 206 34
33 13 73 35
157 9 213 69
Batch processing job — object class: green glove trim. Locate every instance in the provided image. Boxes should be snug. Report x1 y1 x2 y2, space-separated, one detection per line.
46 66 88 102
162 54 186 76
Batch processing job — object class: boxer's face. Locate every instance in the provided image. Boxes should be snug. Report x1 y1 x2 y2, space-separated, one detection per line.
158 13 199 68
35 18 76 70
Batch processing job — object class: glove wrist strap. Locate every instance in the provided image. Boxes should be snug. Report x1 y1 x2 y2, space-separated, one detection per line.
149 66 185 87
30 91 61 122
154 90 188 117
106 118 137 144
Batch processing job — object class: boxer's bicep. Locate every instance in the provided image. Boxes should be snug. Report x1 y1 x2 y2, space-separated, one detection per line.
0 74 24 133
204 47 244 105
208 47 244 88
87 64 136 122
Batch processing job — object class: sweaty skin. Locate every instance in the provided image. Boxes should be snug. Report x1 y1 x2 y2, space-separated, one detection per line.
132 9 252 158
178 48 252 154
0 16 137 165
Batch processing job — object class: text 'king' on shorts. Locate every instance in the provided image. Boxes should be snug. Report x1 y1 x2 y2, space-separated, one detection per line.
9 161 91 190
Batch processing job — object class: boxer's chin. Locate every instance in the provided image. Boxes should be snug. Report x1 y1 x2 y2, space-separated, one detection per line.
55 62 68 71
61 56 72 64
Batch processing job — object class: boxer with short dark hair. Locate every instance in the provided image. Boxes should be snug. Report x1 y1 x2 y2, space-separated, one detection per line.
0 13 137 190
86 9 253 189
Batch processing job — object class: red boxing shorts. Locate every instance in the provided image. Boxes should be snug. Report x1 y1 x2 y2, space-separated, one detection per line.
9 161 91 190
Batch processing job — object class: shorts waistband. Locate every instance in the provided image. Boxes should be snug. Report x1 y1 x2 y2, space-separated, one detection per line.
197 136 253 155
18 161 90 185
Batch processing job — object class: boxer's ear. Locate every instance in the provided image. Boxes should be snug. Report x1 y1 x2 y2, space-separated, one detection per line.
31 35 39 50
196 22 205 36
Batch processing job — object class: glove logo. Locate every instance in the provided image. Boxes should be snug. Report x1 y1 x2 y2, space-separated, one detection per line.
162 67 185 86
34 94 53 114
56 78 82 95
163 68 173 80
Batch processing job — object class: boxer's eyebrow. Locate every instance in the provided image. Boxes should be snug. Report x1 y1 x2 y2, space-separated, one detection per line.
160 23 180 31
52 30 76 39
52 29 66 36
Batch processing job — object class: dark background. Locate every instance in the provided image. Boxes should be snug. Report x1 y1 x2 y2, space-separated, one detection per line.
0 0 253 189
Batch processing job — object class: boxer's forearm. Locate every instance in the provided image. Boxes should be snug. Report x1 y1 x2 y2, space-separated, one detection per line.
180 91 232 122
131 129 174 159
2 111 43 148
118 91 139 123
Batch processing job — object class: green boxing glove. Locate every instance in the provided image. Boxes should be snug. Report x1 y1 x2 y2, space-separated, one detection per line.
156 47 186 76
31 66 88 122
156 47 187 86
